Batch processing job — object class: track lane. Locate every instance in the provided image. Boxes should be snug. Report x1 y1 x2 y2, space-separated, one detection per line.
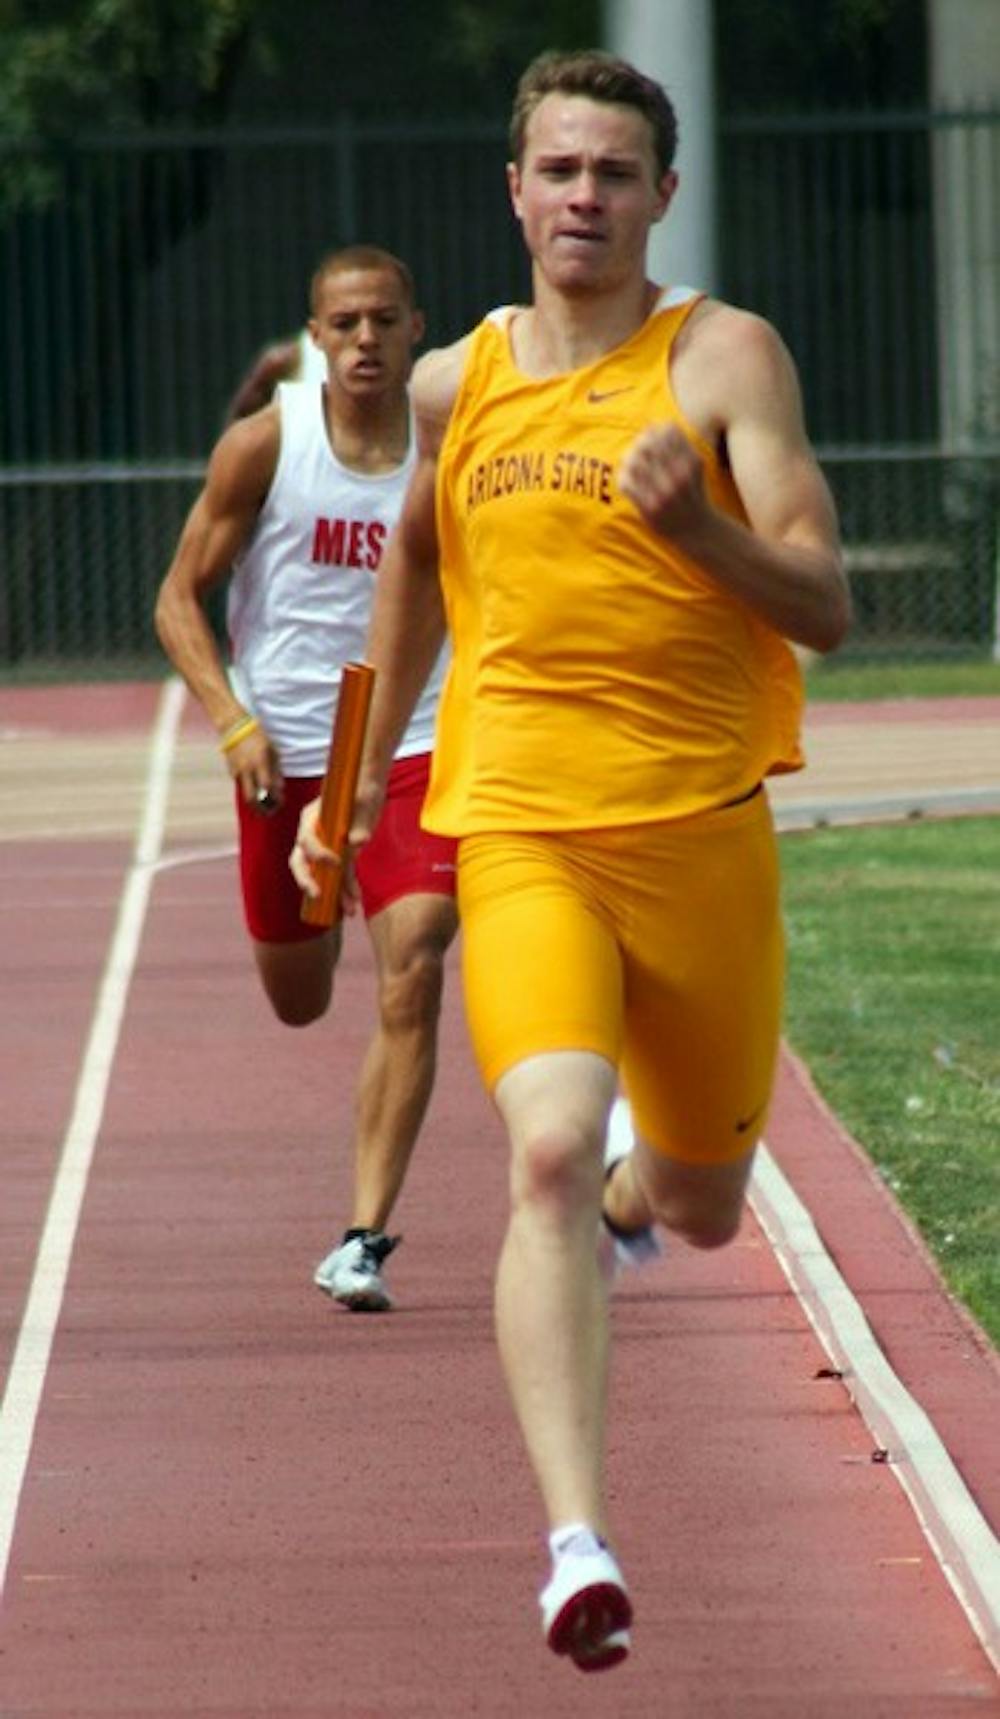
1 682 998 1715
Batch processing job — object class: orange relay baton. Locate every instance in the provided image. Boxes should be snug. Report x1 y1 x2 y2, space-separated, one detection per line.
300 660 376 929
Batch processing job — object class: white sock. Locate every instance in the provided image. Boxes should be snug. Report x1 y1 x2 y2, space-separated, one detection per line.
549 1522 605 1561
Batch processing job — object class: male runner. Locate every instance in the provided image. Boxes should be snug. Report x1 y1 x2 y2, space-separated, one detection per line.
293 52 850 1666
156 245 458 1313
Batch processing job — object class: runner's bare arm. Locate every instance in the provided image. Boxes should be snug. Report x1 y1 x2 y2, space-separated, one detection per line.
154 408 283 800
223 340 300 425
618 305 850 653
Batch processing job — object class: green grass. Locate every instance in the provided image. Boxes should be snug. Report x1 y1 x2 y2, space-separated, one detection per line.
780 817 1000 1346
804 657 1000 702
0 655 167 686
3 653 1000 699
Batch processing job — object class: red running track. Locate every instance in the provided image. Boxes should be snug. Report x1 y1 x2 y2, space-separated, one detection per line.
1 684 998 1718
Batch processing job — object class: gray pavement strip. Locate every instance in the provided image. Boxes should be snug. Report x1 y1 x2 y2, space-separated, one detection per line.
773 786 1000 832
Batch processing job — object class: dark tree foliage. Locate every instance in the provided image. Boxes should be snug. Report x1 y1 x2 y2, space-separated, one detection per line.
0 0 606 212
716 0 927 112
227 0 603 122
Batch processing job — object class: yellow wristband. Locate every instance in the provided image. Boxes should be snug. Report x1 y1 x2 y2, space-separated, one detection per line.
218 715 260 755
218 709 252 744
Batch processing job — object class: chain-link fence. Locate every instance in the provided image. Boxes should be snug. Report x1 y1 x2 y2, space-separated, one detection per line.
826 448 998 659
1 110 998 672
0 464 202 673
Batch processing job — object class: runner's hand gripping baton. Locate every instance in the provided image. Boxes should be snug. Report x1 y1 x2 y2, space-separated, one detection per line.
300 660 376 928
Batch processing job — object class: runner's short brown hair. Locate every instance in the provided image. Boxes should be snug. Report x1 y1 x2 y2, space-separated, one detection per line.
509 49 678 176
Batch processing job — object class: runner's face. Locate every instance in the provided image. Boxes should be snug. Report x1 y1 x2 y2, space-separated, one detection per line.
508 95 675 295
308 268 424 402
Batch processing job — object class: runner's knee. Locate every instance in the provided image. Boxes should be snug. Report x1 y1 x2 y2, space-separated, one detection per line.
651 1190 744 1250
253 936 336 1026
512 1122 603 1223
674 1207 743 1250
268 987 330 1027
377 942 446 1033
637 1150 750 1251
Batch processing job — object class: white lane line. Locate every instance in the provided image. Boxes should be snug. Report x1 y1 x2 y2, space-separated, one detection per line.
0 677 186 1599
149 842 236 873
751 1143 1000 1674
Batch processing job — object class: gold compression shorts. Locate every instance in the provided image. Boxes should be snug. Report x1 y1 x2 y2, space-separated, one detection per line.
457 788 783 1165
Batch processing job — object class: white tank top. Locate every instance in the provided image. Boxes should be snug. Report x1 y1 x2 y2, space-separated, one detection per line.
227 381 445 775
296 329 328 383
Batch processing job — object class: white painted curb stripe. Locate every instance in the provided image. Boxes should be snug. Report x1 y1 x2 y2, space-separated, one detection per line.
0 677 185 1598
751 1143 1000 1673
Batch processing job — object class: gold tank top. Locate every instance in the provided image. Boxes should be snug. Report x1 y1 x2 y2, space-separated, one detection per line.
423 292 803 835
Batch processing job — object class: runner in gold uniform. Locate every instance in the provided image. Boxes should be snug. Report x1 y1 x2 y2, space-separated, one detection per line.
292 48 850 1672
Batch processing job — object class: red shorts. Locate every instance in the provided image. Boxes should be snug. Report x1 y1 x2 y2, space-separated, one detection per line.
236 752 458 944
